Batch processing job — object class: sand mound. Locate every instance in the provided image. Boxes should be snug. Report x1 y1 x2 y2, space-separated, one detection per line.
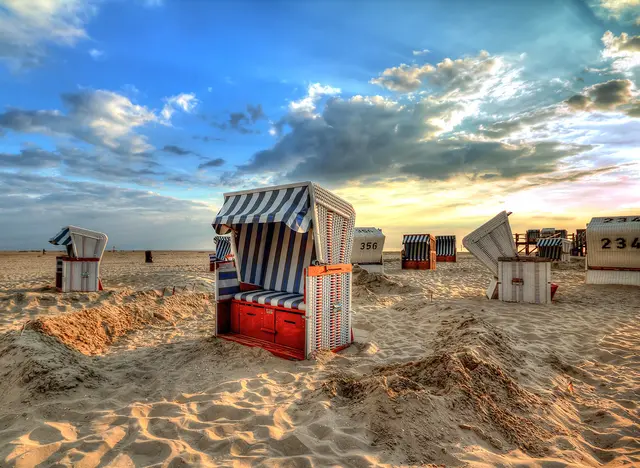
325 316 560 466
353 269 418 296
0 330 103 403
28 292 212 355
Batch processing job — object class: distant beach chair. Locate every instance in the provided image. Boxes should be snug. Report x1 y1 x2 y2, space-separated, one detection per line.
435 235 457 262
537 237 571 262
209 234 234 271
585 215 640 286
401 234 436 270
351 227 385 273
212 181 356 360
145 250 153 263
49 226 107 292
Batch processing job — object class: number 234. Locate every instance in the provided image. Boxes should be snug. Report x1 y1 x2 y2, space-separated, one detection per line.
601 238 640 249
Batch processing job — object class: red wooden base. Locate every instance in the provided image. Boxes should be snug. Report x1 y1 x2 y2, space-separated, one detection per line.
436 255 456 263
402 260 436 270
218 333 305 360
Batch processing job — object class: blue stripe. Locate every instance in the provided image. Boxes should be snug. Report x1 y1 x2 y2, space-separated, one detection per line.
218 271 238 281
238 191 265 224
248 223 264 285
240 223 253 282
269 224 287 290
280 225 298 292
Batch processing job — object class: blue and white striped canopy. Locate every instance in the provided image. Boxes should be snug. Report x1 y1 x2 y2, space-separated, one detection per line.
213 185 312 234
436 235 456 256
49 227 72 246
403 234 430 244
537 238 563 247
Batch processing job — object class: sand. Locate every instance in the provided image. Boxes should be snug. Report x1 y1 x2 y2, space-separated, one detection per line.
0 250 638 467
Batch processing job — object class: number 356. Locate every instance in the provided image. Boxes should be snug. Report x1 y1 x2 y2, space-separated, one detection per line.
601 237 640 249
360 242 378 250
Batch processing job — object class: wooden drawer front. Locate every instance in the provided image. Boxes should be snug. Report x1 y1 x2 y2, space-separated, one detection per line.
275 311 305 351
238 304 274 342
230 302 241 334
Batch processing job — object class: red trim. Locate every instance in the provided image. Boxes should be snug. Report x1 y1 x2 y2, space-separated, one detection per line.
239 282 263 292
307 263 352 277
589 266 640 272
436 255 457 263
402 259 436 270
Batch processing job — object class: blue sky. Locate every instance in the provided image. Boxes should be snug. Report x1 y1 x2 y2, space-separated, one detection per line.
0 0 639 249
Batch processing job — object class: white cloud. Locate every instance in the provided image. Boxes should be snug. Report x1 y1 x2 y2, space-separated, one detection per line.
207 87 213 92
161 93 199 121
601 31 640 72
289 82 341 114
412 49 430 56
88 48 104 60
0 89 159 154
0 0 97 70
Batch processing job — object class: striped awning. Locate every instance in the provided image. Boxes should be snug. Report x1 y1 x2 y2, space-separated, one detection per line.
537 238 563 247
436 235 456 256
213 185 312 234
49 227 72 246
403 234 429 244
213 235 233 260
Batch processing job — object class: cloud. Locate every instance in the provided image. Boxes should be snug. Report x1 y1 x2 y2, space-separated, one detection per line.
193 135 224 142
597 0 640 23
88 48 104 60
371 50 514 99
601 31 640 72
0 0 97 70
161 145 197 156
161 93 198 121
0 147 61 169
198 158 225 170
289 83 341 114
211 104 266 133
0 89 158 154
412 49 430 56
566 79 636 113
238 95 592 184
247 104 266 123
0 173 214 250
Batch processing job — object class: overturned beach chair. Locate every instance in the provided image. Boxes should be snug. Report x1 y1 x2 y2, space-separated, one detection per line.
585 215 640 286
49 226 108 292
209 234 234 271
351 227 385 273
212 182 356 360
435 235 457 262
401 234 436 270
463 212 556 303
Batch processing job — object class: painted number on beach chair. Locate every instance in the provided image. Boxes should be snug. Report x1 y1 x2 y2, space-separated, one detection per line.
359 242 378 250
601 237 640 250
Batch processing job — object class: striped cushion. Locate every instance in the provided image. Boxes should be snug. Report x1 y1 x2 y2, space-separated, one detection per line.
234 289 306 311
234 222 315 295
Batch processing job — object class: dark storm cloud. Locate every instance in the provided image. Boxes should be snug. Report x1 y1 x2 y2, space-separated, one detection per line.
192 135 224 142
238 97 592 184
209 104 266 134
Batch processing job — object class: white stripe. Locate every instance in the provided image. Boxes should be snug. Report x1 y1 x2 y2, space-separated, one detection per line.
287 232 302 291
259 190 287 223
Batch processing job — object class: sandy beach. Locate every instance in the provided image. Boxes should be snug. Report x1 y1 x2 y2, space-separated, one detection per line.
0 250 638 467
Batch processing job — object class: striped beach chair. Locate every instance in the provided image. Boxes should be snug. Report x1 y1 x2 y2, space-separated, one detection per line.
435 235 457 262
212 182 356 360
401 234 436 270
209 235 234 271
49 226 108 292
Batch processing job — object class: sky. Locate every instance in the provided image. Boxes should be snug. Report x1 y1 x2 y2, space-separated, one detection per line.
0 0 639 250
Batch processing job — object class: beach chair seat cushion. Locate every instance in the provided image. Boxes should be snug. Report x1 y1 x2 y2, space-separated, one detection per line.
233 289 306 311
